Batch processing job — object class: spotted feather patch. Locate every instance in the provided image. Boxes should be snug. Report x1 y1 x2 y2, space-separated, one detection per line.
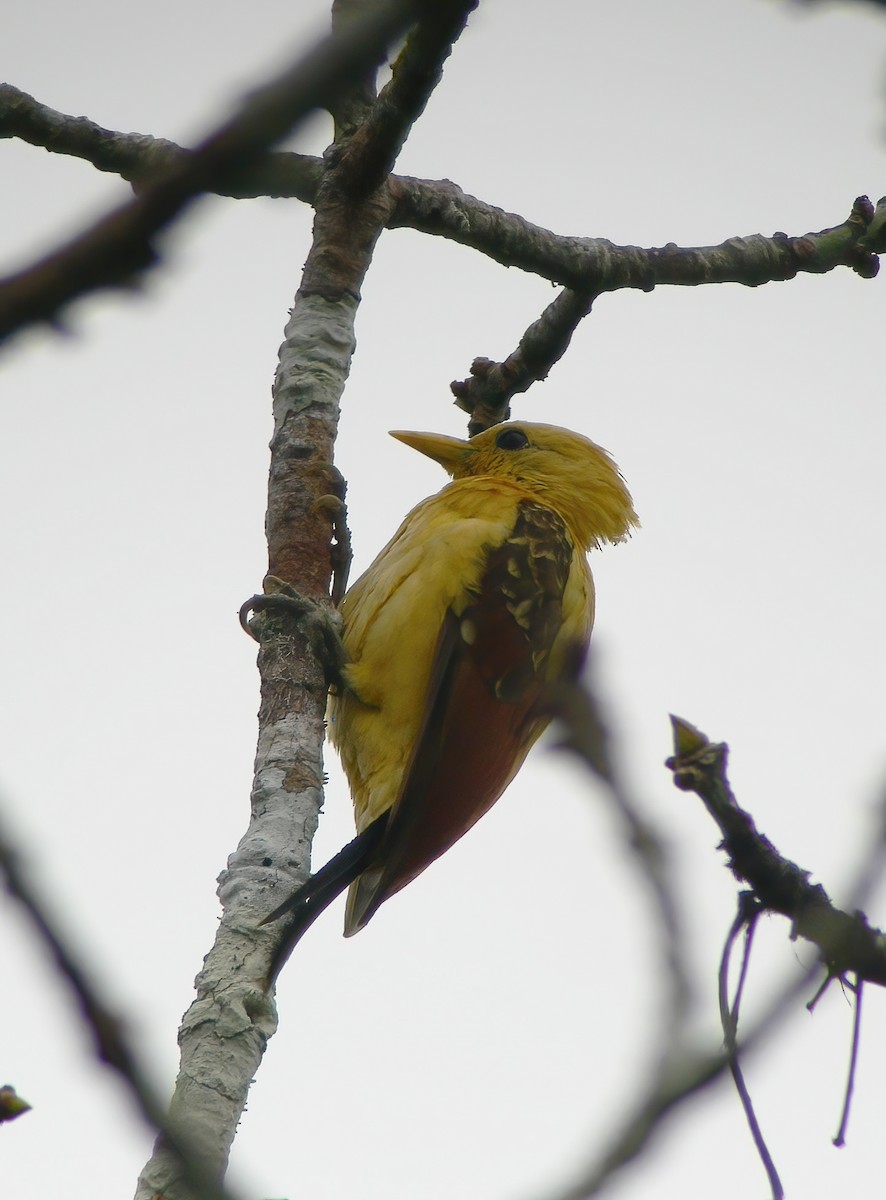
460 501 573 701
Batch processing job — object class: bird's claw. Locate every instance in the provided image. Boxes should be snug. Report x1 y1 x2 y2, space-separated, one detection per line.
239 577 347 688
314 491 352 606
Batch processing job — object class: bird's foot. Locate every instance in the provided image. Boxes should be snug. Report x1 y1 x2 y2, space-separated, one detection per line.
239 577 347 688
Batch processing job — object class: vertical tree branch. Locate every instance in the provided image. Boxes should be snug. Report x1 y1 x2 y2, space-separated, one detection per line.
341 0 477 193
135 4 474 1197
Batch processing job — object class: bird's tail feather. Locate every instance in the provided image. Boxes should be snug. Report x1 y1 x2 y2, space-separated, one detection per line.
262 812 389 985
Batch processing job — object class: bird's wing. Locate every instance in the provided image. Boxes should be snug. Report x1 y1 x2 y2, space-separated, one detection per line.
343 500 578 934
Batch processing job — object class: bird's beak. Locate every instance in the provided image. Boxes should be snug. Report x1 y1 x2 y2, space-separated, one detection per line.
389 430 474 476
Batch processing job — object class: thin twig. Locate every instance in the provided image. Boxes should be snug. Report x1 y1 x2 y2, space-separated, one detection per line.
807 972 837 1011
667 716 886 987
451 287 596 434
719 900 784 1200
720 897 753 1017
546 955 833 1200
833 975 864 1147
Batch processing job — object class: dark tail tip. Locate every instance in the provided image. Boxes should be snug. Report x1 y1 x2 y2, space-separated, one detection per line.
263 813 389 987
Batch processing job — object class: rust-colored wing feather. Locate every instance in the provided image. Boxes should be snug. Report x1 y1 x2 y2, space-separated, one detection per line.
344 501 576 933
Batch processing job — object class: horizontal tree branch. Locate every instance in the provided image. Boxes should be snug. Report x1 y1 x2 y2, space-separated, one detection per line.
1 82 883 345
667 716 886 987
393 179 884 287
0 83 322 200
0 0 427 343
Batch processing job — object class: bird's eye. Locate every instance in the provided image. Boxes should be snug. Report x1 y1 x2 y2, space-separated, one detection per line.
495 428 529 451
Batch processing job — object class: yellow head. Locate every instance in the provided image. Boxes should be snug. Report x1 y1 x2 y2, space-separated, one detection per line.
390 421 638 550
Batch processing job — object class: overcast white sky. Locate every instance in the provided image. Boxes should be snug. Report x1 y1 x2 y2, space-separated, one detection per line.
2 2 886 1198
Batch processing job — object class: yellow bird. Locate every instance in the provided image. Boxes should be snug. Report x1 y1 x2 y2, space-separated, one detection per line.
265 421 637 976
